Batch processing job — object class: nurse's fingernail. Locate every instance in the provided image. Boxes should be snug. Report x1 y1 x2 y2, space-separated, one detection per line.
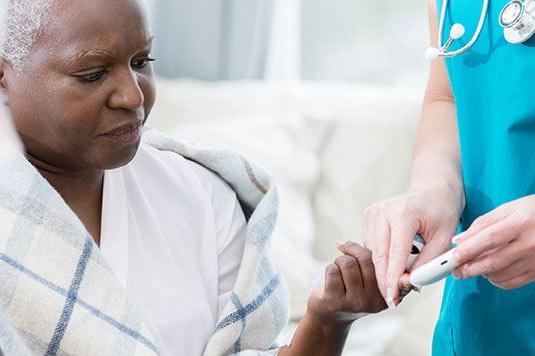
336 239 349 247
452 268 463 279
386 288 396 309
488 279 501 288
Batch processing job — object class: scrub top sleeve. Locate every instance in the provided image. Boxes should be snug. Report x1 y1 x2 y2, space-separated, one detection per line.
186 160 248 316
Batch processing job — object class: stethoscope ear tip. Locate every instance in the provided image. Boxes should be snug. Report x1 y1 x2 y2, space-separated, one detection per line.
450 23 466 40
425 47 441 60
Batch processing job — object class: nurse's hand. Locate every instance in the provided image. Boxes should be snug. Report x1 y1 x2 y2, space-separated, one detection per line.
452 195 535 289
363 185 462 307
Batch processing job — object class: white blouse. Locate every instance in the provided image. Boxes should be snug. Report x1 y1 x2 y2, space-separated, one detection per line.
99 144 247 356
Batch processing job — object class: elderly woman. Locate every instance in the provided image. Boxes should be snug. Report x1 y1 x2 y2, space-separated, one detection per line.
0 0 392 355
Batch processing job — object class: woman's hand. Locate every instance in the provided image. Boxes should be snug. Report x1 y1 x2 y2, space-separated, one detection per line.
452 195 535 289
306 241 387 329
279 242 388 356
363 183 463 307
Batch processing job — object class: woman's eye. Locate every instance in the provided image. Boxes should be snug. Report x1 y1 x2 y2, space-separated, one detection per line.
132 57 156 69
78 70 105 83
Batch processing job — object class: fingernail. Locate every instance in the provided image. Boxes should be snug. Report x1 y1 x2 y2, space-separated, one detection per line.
452 268 463 279
488 279 500 288
386 288 396 309
336 239 349 247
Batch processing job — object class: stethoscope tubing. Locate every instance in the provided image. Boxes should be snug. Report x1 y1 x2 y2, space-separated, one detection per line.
438 0 490 57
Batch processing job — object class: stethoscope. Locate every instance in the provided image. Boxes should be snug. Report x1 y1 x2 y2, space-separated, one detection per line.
426 0 535 60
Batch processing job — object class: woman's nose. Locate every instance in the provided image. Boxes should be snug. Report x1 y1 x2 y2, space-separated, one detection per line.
108 69 144 111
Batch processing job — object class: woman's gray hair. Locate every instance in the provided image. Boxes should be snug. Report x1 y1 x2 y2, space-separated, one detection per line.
0 0 56 69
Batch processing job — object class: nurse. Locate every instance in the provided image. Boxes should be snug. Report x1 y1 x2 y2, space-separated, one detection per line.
363 0 535 354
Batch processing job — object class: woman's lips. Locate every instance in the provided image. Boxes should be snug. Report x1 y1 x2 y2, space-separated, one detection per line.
104 122 142 143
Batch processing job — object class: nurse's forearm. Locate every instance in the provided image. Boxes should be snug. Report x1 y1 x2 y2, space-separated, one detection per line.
278 312 350 356
410 96 464 209
409 0 465 211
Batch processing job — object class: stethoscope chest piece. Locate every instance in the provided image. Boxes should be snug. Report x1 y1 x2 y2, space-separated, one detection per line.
500 0 535 43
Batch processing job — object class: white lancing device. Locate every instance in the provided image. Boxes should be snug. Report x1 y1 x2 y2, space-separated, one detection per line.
409 248 459 287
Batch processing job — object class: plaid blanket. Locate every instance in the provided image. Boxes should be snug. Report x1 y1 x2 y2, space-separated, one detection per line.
0 127 288 356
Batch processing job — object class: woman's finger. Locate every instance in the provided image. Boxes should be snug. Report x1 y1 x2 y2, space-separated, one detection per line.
323 263 346 298
357 249 376 291
454 239 525 278
358 249 387 312
453 214 521 265
334 255 364 301
338 241 387 311
336 240 372 263
338 243 375 290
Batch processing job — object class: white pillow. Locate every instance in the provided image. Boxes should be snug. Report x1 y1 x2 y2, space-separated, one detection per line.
150 79 300 131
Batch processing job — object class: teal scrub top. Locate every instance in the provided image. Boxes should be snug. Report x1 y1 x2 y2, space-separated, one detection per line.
433 1 535 355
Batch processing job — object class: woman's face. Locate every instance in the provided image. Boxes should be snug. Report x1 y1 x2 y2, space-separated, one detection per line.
1 0 156 172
